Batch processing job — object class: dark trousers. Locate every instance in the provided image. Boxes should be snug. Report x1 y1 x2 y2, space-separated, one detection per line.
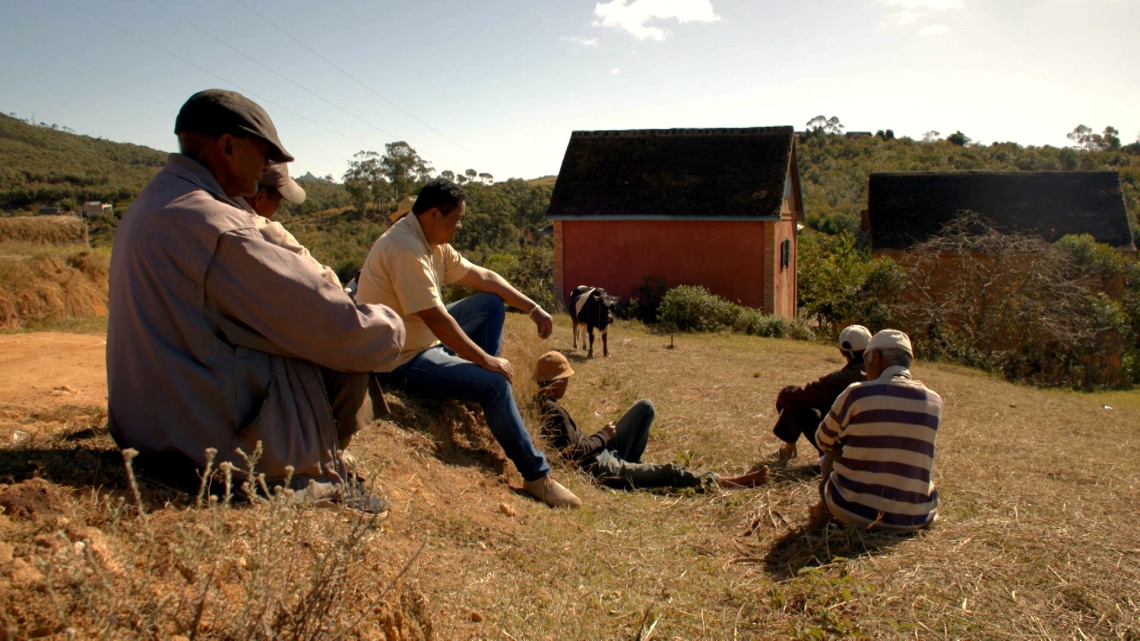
321 368 373 448
773 407 826 453
609 399 655 462
588 400 713 489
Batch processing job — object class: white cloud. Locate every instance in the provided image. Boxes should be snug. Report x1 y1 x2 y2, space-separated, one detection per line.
880 0 962 9
559 36 600 46
593 0 720 41
919 24 950 34
894 10 921 24
611 68 622 74
879 0 960 32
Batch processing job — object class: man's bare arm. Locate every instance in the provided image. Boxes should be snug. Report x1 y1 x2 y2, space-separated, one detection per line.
457 265 553 339
415 306 514 382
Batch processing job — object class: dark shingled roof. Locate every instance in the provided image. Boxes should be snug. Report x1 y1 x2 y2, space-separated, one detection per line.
868 171 1136 250
546 127 795 219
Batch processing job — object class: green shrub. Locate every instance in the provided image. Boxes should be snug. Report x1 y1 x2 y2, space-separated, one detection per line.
657 285 810 339
798 230 905 338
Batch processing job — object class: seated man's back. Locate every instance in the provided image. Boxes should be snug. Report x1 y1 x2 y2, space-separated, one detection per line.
815 330 942 531
108 90 404 490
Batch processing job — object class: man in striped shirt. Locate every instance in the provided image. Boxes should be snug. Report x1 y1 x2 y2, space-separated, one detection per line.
814 329 942 531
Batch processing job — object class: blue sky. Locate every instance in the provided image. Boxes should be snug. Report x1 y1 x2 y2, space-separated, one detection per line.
2 0 1138 181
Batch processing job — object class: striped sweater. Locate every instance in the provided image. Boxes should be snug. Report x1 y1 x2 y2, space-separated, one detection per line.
815 365 942 531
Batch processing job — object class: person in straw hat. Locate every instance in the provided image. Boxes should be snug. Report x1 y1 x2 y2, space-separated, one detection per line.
812 329 943 531
532 352 769 490
769 324 872 464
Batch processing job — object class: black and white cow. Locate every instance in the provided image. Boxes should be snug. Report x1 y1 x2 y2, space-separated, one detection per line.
569 285 617 358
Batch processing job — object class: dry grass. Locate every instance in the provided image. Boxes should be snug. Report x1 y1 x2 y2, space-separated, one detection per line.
0 245 109 331
0 216 88 246
1 315 1138 639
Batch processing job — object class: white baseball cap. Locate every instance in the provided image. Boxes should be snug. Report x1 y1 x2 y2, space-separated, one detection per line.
258 163 306 204
838 325 872 352
867 329 913 356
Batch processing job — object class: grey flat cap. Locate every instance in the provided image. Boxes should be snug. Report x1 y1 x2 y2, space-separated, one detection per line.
175 89 294 163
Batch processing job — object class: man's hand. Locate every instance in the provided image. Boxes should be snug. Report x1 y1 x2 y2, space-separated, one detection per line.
600 422 617 439
481 355 515 383
530 306 553 339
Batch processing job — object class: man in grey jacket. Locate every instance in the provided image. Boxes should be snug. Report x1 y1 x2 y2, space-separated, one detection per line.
107 89 405 500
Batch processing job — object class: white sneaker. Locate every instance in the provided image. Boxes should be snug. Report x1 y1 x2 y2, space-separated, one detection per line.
523 476 582 508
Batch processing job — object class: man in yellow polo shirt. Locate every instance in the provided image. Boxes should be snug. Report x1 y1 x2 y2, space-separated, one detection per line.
356 178 581 508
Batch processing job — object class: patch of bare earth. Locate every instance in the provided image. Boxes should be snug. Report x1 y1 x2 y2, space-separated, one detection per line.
1 317 1138 639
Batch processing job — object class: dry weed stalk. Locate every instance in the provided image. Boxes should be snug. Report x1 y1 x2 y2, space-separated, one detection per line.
24 443 430 640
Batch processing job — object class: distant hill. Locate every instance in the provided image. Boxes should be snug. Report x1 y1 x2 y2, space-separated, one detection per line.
297 172 335 184
527 176 557 187
793 133 1140 235
0 113 167 212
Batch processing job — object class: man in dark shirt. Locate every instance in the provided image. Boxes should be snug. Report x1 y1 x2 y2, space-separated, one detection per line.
533 352 768 490
771 325 871 462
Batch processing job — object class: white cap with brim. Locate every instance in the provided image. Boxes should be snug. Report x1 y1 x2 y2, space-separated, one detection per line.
838 324 872 352
259 163 306 204
867 329 913 355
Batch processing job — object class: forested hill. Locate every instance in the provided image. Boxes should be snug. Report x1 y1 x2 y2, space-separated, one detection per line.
3 110 1139 242
796 132 1140 236
0 113 167 211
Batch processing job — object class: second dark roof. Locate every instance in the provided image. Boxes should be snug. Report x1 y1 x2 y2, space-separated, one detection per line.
546 127 795 219
868 171 1136 250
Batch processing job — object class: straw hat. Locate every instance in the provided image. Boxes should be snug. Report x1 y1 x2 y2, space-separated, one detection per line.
389 196 416 222
533 351 575 383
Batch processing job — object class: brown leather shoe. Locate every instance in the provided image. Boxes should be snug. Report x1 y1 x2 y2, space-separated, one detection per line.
775 441 797 463
523 475 582 508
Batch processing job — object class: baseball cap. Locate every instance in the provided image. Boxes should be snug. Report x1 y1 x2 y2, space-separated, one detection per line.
533 351 575 383
175 89 294 163
259 163 306 204
867 329 913 356
838 325 872 352
389 196 416 222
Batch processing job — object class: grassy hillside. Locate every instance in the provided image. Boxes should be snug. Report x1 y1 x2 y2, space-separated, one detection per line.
0 113 167 212
0 315 1137 638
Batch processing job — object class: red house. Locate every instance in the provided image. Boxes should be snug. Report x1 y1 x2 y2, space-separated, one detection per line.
546 127 803 317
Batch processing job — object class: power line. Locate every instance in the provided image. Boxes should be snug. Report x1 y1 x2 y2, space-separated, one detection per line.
57 0 382 156
144 0 399 142
232 0 486 163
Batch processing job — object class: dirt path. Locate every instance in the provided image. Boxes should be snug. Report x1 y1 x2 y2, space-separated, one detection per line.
0 332 107 411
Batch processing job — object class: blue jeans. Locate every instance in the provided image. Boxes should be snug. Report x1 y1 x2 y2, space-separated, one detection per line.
377 294 551 482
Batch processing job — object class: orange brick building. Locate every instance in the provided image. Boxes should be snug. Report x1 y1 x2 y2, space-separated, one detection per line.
546 127 803 318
